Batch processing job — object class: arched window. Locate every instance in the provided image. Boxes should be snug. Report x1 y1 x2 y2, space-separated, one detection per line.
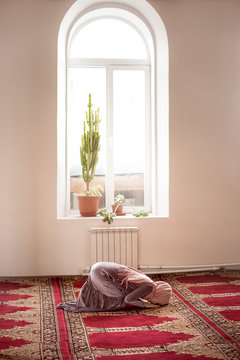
57 0 169 218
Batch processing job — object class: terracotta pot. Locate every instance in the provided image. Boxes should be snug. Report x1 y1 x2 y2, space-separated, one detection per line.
77 195 100 217
112 204 123 214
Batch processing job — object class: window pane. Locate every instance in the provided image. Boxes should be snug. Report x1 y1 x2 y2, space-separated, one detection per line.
70 19 148 59
113 70 145 207
68 68 106 210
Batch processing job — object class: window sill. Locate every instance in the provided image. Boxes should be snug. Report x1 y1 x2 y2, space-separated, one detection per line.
58 213 167 220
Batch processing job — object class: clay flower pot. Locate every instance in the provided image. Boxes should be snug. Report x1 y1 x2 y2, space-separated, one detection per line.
77 195 100 217
112 204 123 215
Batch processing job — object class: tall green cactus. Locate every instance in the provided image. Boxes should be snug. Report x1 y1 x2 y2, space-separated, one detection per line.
80 94 101 192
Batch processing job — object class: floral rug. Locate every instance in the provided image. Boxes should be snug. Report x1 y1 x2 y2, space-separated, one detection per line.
0 271 239 359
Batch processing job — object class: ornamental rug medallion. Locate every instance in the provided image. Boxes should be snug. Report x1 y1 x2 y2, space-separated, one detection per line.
0 271 239 359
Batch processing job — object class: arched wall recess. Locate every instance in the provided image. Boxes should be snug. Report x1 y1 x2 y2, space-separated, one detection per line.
57 0 169 218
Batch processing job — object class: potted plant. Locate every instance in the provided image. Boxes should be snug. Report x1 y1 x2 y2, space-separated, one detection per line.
97 208 116 224
133 209 149 217
112 194 125 215
97 194 125 223
76 94 102 217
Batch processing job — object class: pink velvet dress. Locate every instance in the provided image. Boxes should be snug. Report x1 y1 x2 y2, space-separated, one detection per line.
57 262 155 312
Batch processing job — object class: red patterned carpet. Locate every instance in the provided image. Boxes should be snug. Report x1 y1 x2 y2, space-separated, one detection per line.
0 271 240 359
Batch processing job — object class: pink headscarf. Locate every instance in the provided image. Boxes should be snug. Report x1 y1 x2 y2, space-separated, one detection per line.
144 281 172 305
120 266 172 305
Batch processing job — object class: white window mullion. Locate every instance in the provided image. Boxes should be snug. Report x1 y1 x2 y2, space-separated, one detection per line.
66 68 71 215
68 58 150 67
105 67 114 208
144 67 151 212
150 64 157 215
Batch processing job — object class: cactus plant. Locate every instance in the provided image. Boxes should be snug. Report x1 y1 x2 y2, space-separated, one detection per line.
80 94 101 194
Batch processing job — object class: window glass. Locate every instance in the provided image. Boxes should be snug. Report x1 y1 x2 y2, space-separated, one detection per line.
68 67 106 209
70 18 148 59
113 70 146 207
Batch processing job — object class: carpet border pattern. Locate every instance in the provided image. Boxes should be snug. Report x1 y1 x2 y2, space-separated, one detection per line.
162 273 240 359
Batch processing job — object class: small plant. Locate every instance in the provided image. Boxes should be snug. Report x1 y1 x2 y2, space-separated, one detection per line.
80 94 101 195
112 194 125 214
97 208 116 224
98 195 126 224
114 194 125 205
133 209 149 217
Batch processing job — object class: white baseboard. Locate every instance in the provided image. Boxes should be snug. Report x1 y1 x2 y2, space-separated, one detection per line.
139 263 240 274
81 263 240 276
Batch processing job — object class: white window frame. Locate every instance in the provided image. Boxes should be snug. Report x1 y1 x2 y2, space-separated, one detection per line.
57 0 169 218
68 66 151 213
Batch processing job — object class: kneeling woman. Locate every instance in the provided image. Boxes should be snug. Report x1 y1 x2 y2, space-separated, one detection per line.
57 262 172 312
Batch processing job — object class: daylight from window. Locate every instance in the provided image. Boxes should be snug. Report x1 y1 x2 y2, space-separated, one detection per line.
68 17 150 213
70 19 148 59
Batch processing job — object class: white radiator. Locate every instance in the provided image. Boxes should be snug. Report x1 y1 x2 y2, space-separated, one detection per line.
89 227 139 268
